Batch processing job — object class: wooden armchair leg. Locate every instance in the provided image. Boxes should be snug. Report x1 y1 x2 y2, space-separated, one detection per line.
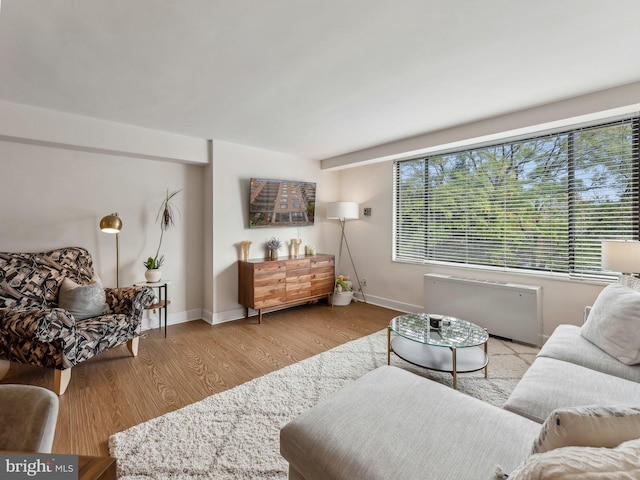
54 368 72 395
127 337 139 357
0 360 10 380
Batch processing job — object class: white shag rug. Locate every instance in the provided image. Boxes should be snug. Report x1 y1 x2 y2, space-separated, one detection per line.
109 330 538 479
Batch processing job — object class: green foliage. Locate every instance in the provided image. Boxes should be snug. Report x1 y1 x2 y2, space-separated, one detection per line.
146 189 181 269
335 279 351 292
143 255 164 270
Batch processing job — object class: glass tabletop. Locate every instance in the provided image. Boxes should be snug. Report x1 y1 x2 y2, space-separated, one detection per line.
389 313 488 348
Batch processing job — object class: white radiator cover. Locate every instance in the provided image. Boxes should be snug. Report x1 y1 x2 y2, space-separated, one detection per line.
424 273 542 346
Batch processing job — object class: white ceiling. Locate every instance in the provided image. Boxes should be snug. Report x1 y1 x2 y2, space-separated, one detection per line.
2 0 640 160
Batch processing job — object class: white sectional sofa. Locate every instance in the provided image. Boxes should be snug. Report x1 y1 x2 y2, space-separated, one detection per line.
280 276 640 479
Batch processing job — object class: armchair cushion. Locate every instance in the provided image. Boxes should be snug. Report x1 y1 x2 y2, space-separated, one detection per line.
58 277 106 320
0 307 76 343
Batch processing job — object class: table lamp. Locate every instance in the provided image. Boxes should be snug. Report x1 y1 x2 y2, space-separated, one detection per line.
601 240 640 275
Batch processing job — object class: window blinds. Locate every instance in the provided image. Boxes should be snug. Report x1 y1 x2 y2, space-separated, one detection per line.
394 117 639 278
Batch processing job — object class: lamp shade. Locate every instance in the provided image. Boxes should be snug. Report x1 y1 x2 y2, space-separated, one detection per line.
99 213 122 233
601 240 640 273
327 202 359 220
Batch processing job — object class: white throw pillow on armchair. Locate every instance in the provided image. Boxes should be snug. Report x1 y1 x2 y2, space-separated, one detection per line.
580 283 640 365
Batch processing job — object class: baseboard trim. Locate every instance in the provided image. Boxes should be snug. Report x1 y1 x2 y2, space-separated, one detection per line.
353 292 422 314
140 308 203 331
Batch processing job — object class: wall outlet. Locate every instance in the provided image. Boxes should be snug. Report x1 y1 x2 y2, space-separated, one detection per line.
361 278 367 287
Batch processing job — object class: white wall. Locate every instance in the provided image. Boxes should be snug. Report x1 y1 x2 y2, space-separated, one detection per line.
0 100 209 164
336 161 605 339
0 139 205 328
207 140 339 323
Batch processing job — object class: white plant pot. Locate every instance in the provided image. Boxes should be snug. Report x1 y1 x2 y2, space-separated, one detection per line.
330 291 354 306
145 269 162 283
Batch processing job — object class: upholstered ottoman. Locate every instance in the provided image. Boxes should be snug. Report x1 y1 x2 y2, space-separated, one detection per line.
280 366 540 480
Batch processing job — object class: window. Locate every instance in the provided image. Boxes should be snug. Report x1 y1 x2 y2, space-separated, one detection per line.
394 117 640 278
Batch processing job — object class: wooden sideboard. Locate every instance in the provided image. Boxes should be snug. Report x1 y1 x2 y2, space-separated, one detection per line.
238 254 335 322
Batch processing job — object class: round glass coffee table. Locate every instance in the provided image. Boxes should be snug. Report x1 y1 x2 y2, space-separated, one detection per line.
388 313 489 389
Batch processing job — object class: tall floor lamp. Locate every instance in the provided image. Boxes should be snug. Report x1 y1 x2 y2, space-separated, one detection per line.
601 240 640 275
100 212 123 287
327 201 366 303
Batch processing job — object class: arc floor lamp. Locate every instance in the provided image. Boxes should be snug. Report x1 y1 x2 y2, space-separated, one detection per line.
327 201 366 303
100 212 123 287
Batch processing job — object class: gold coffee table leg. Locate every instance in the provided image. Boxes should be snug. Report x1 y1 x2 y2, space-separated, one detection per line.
387 326 391 365
484 339 488 378
451 347 457 389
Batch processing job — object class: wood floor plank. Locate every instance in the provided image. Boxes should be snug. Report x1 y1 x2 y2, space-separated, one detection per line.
1 301 399 456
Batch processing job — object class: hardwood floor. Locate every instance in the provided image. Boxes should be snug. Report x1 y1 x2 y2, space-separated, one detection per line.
1 301 399 456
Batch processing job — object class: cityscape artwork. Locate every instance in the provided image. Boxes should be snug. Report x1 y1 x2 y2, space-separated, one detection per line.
249 178 316 228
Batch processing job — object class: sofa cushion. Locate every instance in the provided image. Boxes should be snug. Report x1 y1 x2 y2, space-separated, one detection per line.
508 437 640 479
281 366 540 480
504 357 640 423
58 277 106 320
538 325 640 383
581 283 640 365
533 406 640 454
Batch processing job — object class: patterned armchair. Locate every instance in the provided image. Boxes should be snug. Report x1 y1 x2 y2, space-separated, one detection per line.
0 247 155 394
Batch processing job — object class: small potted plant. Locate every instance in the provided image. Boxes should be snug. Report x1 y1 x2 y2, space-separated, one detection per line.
266 236 282 260
144 189 181 282
331 275 354 306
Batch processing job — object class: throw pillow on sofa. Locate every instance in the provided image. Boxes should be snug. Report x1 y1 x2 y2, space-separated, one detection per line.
508 438 640 479
58 276 106 320
496 406 640 479
580 283 640 365
532 405 640 454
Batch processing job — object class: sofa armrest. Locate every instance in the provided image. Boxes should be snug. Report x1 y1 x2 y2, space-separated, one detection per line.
104 286 155 316
0 307 76 343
